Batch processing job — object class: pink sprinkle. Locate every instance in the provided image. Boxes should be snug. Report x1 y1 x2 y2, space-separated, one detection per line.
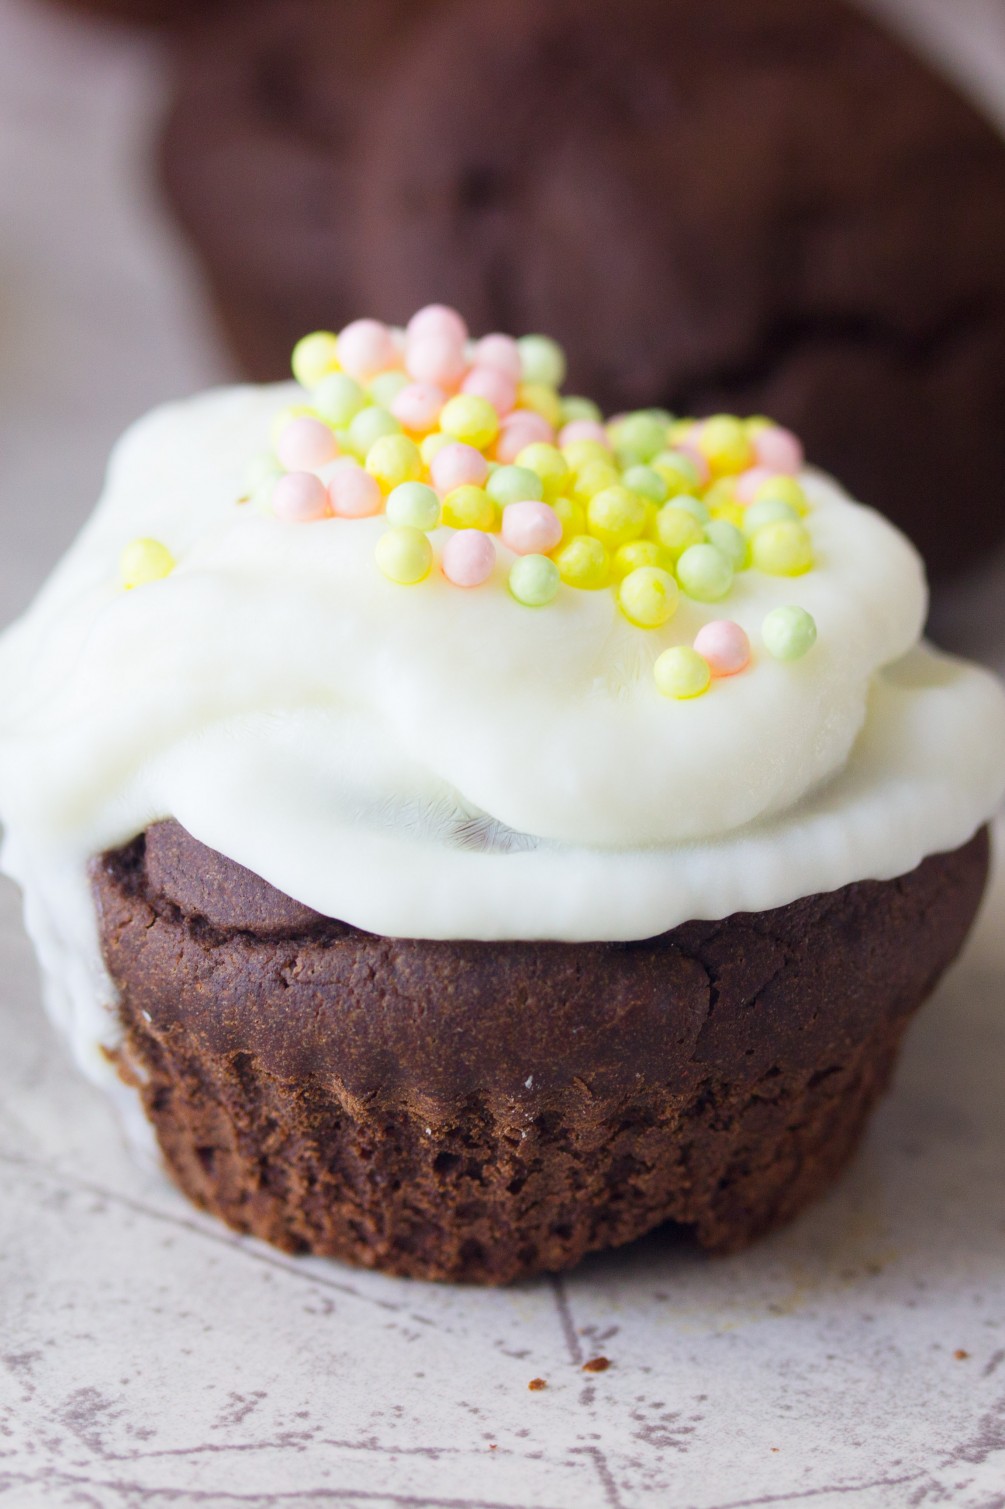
277 416 338 472
693 620 750 677
461 365 517 416
753 425 804 475
735 465 778 505
273 471 330 523
494 410 555 463
431 441 489 493
405 333 468 390
338 319 400 382
558 420 610 449
406 304 469 348
391 382 446 433
441 529 496 587
327 460 383 519
474 333 522 381
674 441 711 487
501 500 563 556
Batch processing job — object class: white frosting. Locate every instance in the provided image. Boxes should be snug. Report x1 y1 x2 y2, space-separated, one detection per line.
0 384 1003 1079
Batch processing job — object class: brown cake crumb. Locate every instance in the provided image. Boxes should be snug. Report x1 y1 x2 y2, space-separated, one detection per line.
582 1357 611 1373
528 1378 547 1391
954 1350 970 1360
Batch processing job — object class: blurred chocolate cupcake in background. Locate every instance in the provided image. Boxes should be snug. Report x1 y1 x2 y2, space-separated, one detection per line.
160 0 1005 577
44 0 221 23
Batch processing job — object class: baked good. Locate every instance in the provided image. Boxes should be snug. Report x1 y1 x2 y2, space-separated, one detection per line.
159 0 1005 578
1 307 1002 1283
42 0 220 24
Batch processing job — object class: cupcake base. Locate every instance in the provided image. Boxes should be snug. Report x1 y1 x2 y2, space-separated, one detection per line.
92 823 989 1284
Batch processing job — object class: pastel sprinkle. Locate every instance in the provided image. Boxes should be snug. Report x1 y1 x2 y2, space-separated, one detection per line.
654 504 705 560
442 528 496 587
391 382 446 433
474 333 522 381
734 465 779 506
338 319 399 382
621 464 669 506
276 416 338 472
517 334 566 389
486 464 544 507
509 553 561 606
440 394 500 451
553 534 610 590
654 646 711 700
313 373 366 427
517 382 563 429
762 605 818 660
561 395 603 425
694 620 750 676
119 537 175 590
501 500 563 556
365 433 423 491
442 484 496 532
558 420 610 450
611 412 668 465
273 471 329 523
704 518 749 571
587 485 647 548
495 411 555 462
375 525 433 585
431 441 490 493
697 415 753 476
461 365 518 416
514 442 569 500
611 540 676 580
619 566 679 629
750 520 814 576
752 424 804 475
744 497 799 534
386 481 441 532
327 460 384 518
291 330 339 389
676 543 734 602
405 333 468 390
347 405 401 458
753 474 809 515
368 370 410 409
406 304 469 348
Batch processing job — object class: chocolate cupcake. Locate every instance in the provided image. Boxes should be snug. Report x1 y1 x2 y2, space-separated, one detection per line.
1 307 1002 1284
159 0 1005 578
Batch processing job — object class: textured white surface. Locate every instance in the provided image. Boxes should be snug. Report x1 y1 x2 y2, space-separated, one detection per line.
1 1 1004 1506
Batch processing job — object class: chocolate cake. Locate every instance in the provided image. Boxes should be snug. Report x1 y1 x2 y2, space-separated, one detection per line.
1 306 1003 1284
159 0 1005 576
94 822 989 1284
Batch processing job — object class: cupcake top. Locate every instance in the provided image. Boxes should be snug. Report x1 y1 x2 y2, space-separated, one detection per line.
0 306 1003 961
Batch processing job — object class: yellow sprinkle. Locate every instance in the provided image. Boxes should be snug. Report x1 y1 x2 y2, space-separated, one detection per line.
619 566 679 629
750 520 814 576
515 442 569 500
561 439 612 472
708 501 746 530
570 460 621 505
440 394 500 450
119 537 175 591
611 540 677 581
365 433 423 492
442 485 497 532
752 474 809 515
517 383 563 429
375 526 433 585
587 485 647 549
553 534 611 590
697 415 754 476
654 646 711 699
653 504 705 560
421 431 454 466
553 495 587 541
291 330 340 389
668 419 696 446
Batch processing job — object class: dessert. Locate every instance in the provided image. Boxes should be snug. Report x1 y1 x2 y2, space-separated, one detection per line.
159 0 1005 577
1 307 1002 1284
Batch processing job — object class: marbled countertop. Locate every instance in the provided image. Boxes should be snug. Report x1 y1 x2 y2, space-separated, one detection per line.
1 2 1004 1505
